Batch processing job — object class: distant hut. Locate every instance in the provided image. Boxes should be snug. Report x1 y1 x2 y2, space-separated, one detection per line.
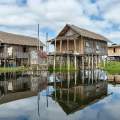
108 44 120 61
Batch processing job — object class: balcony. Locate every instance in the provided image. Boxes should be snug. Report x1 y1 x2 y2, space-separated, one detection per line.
84 47 94 54
14 52 29 59
0 52 29 59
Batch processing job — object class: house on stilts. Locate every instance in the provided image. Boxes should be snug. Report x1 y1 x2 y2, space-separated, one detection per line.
0 31 44 67
108 44 120 61
49 24 109 70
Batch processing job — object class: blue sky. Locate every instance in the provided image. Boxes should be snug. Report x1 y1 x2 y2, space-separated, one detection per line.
0 0 120 44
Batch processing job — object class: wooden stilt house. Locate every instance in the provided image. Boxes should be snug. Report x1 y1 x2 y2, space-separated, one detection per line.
0 31 44 67
49 24 109 70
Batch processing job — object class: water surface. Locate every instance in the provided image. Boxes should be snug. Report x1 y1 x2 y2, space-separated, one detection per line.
0 70 119 120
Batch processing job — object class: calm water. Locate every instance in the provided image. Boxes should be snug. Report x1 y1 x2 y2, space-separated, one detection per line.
0 70 120 120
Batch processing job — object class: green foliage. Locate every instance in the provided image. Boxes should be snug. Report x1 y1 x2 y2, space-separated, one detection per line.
48 65 78 73
0 66 28 73
101 61 120 74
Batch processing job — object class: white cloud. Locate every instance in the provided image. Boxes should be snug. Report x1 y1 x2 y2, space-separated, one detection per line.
0 0 119 44
104 3 120 24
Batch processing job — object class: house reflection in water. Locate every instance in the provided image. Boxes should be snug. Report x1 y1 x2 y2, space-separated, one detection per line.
51 70 108 114
0 72 47 104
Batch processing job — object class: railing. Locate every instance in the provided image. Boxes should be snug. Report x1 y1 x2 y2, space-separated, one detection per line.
84 48 94 54
14 52 29 59
108 52 120 56
0 52 29 59
84 47 107 55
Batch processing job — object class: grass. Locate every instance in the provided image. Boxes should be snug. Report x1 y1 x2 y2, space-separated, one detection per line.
48 65 78 73
49 61 120 74
0 66 29 73
101 61 120 74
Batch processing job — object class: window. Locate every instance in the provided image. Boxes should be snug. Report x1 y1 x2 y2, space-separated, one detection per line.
113 48 116 53
96 45 99 50
23 47 27 52
40 46 43 50
85 41 89 47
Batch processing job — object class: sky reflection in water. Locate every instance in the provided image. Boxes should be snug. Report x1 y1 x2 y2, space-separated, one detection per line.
0 71 120 120
0 84 119 120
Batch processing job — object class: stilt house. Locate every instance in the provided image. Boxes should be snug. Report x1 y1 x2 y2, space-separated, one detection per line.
49 24 109 69
0 31 44 67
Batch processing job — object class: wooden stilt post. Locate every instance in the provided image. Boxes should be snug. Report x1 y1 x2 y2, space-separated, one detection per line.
67 39 70 71
95 55 98 82
82 55 85 84
60 40 62 72
91 54 94 84
67 71 70 88
88 55 90 84
74 55 77 70
75 71 77 85
53 38 56 71
4 44 7 68
74 39 77 70
96 55 98 68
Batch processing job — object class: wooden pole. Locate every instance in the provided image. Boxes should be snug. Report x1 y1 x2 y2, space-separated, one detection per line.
67 71 70 88
4 44 7 68
60 40 62 72
53 38 56 71
74 71 77 85
82 56 85 84
74 55 77 70
74 39 77 70
67 39 70 71
46 33 48 66
38 24 40 51
88 55 90 84
37 24 40 71
92 54 94 84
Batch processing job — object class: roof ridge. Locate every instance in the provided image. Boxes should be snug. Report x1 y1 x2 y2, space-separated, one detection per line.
67 24 109 42
0 31 44 46
70 24 106 38
0 31 37 40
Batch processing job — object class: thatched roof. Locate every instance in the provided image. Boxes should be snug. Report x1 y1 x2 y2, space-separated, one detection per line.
0 31 44 46
51 24 110 43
